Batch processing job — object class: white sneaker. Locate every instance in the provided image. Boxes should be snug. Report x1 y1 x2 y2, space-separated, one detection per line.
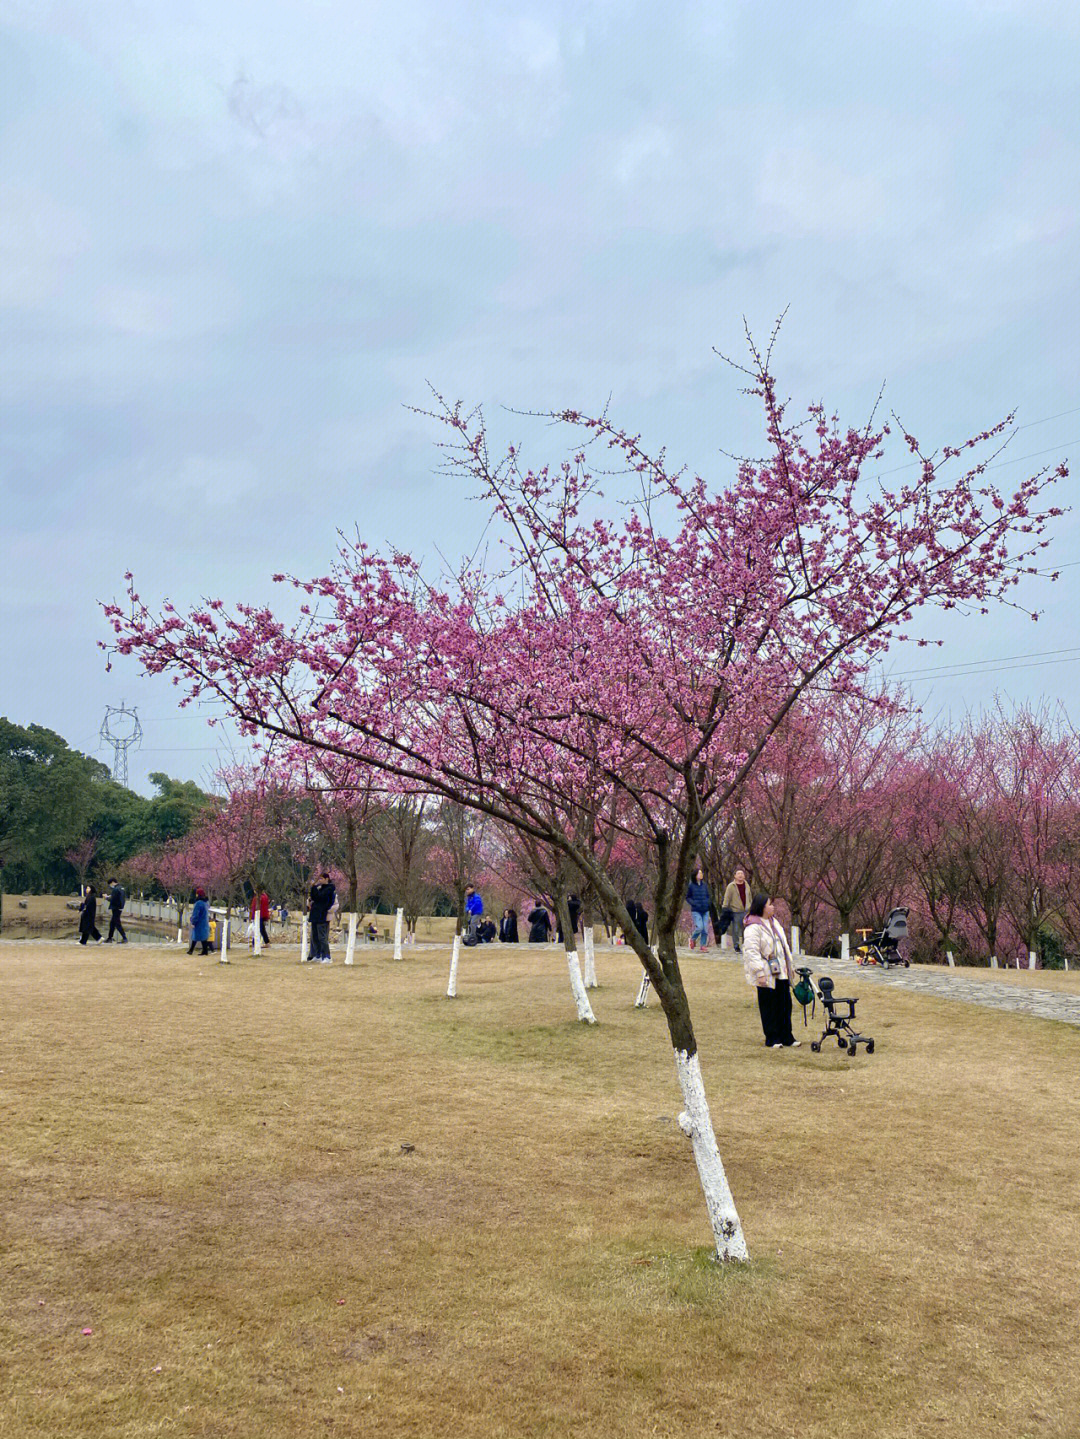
767 1042 783 1049
785 1040 802 1048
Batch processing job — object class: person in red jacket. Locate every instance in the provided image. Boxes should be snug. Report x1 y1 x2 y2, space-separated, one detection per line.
249 890 271 947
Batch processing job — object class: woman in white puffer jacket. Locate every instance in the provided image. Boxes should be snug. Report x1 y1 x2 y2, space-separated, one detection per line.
741 893 799 1048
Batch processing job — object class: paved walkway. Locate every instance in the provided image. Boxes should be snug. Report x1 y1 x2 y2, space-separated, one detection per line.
795 954 1080 1028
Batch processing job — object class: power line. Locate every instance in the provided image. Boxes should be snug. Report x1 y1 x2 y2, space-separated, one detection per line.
886 645 1080 679
872 437 1075 482
903 654 1080 685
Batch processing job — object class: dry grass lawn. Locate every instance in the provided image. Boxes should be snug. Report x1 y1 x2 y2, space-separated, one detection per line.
2 940 1078 1439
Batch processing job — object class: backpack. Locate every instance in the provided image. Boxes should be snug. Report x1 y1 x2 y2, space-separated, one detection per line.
792 968 816 1025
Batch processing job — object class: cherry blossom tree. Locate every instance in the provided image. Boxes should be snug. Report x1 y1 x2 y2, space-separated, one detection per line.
105 335 1064 1260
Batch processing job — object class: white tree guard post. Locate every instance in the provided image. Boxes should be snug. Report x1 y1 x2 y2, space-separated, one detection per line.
393 908 404 960
253 910 263 955
674 1050 749 1263
300 918 310 964
791 925 800 958
635 971 652 1008
840 932 850 963
344 912 357 966
946 950 955 968
447 934 461 998
990 954 999 969
219 918 230 965
1028 950 1037 971
177 927 183 945
583 926 598 988
566 950 597 1023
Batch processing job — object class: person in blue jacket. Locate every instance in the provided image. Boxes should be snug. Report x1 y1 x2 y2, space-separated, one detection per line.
686 867 712 952
463 885 483 946
188 888 211 955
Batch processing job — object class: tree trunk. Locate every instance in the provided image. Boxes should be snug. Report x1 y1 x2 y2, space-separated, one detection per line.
554 891 596 1024
345 811 359 914
582 898 597 987
653 923 748 1262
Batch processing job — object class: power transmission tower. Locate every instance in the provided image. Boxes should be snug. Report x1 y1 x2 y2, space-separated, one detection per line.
100 702 143 787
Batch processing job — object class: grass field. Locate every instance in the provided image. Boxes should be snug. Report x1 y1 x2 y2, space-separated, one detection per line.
2 941 1078 1438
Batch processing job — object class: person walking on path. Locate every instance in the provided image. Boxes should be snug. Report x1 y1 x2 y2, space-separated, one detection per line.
307 872 336 963
499 908 519 943
103 878 128 943
742 893 799 1049
249 890 271 948
686 868 711 951
527 900 551 943
463 885 484 945
721 868 750 952
78 885 101 945
187 889 211 955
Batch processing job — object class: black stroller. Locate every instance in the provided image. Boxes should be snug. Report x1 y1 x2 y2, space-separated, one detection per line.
853 907 909 968
795 967 875 1057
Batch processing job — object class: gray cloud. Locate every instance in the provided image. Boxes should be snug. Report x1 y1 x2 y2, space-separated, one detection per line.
1 0 1077 788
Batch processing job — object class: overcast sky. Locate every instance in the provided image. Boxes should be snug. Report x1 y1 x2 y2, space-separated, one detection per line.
2 0 1078 792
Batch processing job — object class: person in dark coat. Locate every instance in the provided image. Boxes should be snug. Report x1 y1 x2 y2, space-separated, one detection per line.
499 908 519 943
188 889 211 955
308 872 336 963
479 917 496 943
626 898 649 943
78 886 101 945
557 893 582 944
527 900 551 943
103 879 127 943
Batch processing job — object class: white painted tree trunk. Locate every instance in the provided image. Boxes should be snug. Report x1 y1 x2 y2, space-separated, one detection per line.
253 911 263 954
300 918 310 963
946 950 955 967
393 908 404 960
791 925 800 957
447 934 461 998
840 932 850 963
1028 950 1037 970
177 927 183 945
583 926 597 988
674 1050 749 1263
1064 955 1070 971
990 954 999 969
344 912 357 966
565 950 597 1023
635 971 651 1007
219 918 230 965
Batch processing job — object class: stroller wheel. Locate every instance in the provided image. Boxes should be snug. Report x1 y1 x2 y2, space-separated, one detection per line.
810 1041 820 1052
848 1040 858 1056
866 1040 875 1054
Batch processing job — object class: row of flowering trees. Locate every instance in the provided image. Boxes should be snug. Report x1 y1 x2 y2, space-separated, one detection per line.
128 701 1080 970
105 335 1066 1261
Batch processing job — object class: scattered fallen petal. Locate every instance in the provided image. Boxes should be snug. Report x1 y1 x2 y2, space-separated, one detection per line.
81 1327 93 1336
337 1386 344 1394
336 1299 345 1306
152 1365 163 1373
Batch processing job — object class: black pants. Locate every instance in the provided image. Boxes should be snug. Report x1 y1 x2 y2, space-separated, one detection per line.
188 940 210 955
311 920 330 959
106 913 126 942
79 927 101 945
757 979 794 1046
